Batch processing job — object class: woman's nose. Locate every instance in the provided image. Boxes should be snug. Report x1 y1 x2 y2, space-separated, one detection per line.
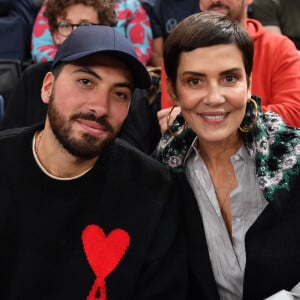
203 84 225 105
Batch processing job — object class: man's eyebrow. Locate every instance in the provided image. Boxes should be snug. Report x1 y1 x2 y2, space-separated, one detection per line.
114 82 133 91
72 67 101 80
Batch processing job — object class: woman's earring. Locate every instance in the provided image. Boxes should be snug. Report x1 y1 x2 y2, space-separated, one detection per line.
167 105 187 137
239 98 258 133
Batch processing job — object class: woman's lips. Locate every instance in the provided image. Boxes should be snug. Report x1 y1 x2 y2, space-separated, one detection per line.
200 112 228 124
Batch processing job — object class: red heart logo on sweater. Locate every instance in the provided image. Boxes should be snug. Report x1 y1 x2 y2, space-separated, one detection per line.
82 224 130 300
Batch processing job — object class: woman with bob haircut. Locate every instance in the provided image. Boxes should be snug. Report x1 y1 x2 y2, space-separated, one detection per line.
156 11 300 300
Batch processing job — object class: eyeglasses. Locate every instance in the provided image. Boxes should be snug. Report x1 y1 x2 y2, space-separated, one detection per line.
56 21 98 37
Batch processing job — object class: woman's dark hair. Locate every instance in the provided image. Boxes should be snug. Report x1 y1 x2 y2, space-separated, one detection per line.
164 11 254 87
45 0 117 32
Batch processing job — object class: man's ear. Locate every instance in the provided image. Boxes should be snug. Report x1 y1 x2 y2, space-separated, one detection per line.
41 72 54 104
167 79 179 105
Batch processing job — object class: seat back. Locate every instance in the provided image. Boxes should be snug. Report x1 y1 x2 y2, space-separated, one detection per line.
0 59 22 108
0 95 4 121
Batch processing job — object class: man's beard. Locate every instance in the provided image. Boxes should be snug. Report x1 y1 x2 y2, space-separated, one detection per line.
47 89 118 159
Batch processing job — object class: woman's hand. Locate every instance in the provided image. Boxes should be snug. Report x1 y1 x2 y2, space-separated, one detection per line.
157 106 181 134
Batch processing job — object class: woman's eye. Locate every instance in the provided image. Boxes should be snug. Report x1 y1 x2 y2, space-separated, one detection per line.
224 74 238 83
188 78 202 86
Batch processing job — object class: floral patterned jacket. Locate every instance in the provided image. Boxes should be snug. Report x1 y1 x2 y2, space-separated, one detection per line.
156 96 300 202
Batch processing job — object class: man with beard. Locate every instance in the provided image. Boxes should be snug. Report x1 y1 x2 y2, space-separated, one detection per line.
0 25 189 300
158 0 300 129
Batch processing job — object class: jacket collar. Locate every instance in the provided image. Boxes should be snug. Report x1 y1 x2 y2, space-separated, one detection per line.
156 96 300 203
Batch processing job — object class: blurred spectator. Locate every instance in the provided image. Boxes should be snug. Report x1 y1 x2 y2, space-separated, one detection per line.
142 0 200 67
14 0 42 25
252 0 300 51
159 0 300 128
32 0 152 65
32 0 117 60
0 0 41 64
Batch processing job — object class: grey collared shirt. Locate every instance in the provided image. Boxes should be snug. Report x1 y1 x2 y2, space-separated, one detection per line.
185 141 268 300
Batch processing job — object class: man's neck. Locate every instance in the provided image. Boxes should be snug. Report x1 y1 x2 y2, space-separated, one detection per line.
34 129 98 179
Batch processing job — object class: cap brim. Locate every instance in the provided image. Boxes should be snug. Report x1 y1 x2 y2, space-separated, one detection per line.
53 49 151 90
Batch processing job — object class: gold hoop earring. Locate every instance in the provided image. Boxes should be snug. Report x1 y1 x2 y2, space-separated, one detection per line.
167 105 187 137
239 98 258 133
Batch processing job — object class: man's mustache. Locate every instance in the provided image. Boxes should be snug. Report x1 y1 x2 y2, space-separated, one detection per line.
208 3 229 10
71 113 114 133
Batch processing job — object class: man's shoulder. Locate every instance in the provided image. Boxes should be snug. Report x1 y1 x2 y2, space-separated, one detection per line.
0 126 34 139
0 126 38 165
0 125 40 147
250 20 298 55
250 18 296 45
115 138 163 162
114 138 170 173
261 32 298 61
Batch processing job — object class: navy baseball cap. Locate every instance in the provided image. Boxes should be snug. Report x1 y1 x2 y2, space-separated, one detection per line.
52 25 151 89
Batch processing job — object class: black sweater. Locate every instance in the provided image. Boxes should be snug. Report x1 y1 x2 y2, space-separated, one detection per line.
0 125 188 300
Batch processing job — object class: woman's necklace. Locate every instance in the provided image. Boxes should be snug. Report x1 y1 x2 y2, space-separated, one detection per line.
213 170 237 218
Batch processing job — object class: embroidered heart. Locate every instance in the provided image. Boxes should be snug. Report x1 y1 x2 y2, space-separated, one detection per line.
82 224 130 300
